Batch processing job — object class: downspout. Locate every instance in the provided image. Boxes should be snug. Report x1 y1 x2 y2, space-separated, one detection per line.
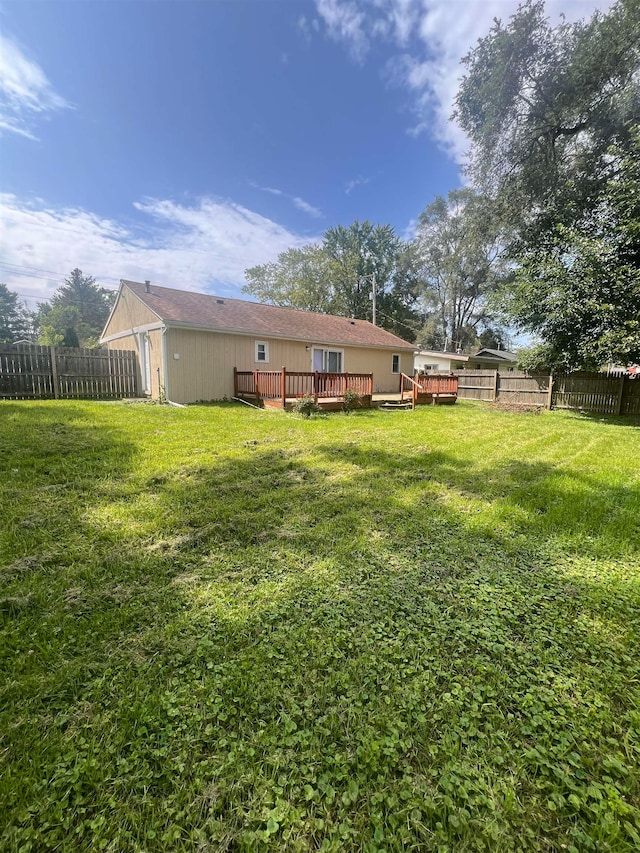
161 324 186 408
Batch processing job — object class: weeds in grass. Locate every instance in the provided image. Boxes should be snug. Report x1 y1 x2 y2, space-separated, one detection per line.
0 401 639 851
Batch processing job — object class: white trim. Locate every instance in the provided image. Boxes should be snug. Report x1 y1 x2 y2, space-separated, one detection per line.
100 322 163 344
391 353 401 374
139 332 152 394
161 324 169 401
254 340 270 364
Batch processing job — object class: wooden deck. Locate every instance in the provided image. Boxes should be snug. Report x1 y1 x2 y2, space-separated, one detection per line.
234 368 458 410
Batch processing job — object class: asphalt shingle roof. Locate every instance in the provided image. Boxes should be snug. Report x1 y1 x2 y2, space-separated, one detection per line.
123 280 415 350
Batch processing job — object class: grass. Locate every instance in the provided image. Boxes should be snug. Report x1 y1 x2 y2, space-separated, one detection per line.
1 399 639 852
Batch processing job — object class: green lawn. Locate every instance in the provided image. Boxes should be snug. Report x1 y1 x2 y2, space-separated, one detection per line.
1 400 639 852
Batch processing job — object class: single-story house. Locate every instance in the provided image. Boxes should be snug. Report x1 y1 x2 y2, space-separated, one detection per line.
100 280 416 404
414 350 469 373
469 348 518 370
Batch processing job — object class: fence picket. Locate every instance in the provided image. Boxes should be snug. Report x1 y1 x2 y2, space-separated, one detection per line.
0 345 139 400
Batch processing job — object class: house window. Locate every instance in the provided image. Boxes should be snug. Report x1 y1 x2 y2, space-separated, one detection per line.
255 341 269 363
313 347 343 372
392 353 401 374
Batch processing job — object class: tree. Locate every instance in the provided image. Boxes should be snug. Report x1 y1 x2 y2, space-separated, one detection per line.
37 305 81 347
455 0 640 367
413 189 507 351
244 221 421 340
456 0 640 250
35 269 114 347
0 285 33 343
243 246 336 313
500 131 640 370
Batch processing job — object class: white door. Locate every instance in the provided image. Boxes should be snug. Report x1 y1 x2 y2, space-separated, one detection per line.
312 348 324 371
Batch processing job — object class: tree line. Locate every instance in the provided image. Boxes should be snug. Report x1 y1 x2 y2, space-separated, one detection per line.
0 270 115 348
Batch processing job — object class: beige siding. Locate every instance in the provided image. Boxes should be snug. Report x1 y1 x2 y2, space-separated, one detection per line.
103 286 160 336
106 329 163 399
165 328 414 403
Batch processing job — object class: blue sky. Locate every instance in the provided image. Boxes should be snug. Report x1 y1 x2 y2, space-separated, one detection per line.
1 0 610 308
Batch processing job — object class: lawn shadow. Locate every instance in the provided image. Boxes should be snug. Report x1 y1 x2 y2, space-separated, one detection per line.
3 409 640 851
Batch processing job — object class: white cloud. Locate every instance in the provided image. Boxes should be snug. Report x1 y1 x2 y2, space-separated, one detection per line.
0 35 71 140
250 181 323 218
316 0 370 62
312 0 615 164
291 196 324 218
345 175 370 194
0 193 315 303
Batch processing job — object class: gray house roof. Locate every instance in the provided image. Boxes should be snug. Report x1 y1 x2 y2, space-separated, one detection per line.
472 348 518 363
120 280 416 350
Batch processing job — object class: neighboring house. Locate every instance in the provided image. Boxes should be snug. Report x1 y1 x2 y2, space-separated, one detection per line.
469 348 519 370
100 280 416 404
414 350 469 373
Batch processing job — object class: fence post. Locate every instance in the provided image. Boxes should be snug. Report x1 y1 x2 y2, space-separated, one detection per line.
615 374 625 415
281 366 286 410
492 370 499 402
233 367 238 398
546 373 554 410
49 346 60 399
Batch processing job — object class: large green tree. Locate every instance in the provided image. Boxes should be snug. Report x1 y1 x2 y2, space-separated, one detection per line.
414 189 507 351
244 221 421 340
36 269 114 347
456 0 640 245
0 285 33 344
503 132 640 370
455 0 640 366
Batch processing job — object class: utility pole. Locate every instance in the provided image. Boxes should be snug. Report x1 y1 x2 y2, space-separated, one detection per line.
371 272 376 326
362 272 377 325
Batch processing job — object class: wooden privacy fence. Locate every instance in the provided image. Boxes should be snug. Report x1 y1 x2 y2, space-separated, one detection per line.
453 369 640 415
234 368 373 408
0 344 139 400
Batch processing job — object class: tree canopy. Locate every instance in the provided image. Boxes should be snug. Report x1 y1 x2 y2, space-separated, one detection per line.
244 221 421 341
0 285 33 344
456 0 640 367
414 189 507 351
36 269 114 348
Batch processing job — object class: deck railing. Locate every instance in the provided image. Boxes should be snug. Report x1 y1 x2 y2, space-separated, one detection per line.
399 372 459 406
234 368 373 406
415 373 458 395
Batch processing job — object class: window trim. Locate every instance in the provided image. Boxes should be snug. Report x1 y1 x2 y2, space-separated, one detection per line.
255 340 269 364
391 353 401 374
311 347 344 373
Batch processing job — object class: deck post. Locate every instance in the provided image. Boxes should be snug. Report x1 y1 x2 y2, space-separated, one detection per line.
368 374 373 397
281 366 286 410
313 371 319 403
254 370 260 403
233 366 238 398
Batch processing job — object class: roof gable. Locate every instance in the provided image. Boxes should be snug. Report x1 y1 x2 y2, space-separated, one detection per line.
473 348 518 361
120 280 415 350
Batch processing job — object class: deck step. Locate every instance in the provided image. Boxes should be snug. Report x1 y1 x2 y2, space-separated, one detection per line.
378 401 413 411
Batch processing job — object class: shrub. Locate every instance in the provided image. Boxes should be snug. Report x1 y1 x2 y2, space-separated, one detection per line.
293 394 320 418
342 388 362 414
